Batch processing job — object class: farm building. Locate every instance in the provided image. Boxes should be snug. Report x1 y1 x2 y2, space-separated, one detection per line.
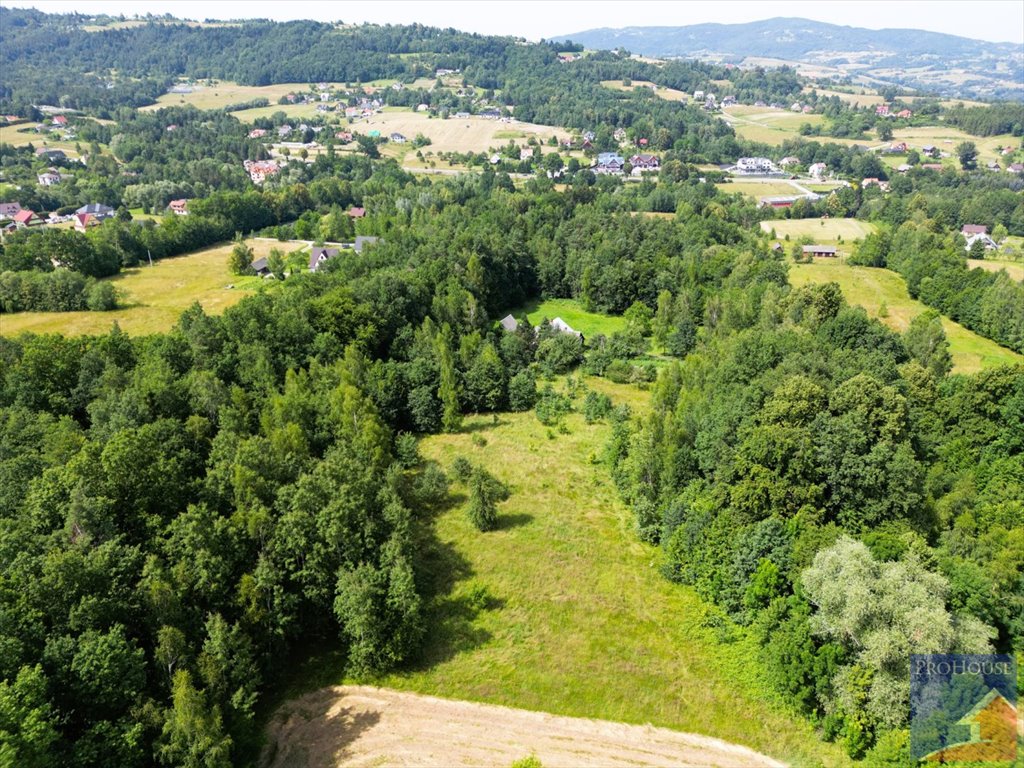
802 245 838 258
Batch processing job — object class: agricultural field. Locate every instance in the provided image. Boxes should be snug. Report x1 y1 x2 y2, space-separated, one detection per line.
0 239 296 337
0 127 85 157
721 106 833 146
141 81 344 112
760 218 878 244
599 79 689 102
967 257 1024 282
789 259 1023 373
347 110 568 154
276 382 851 767
230 102 333 122
882 126 1016 167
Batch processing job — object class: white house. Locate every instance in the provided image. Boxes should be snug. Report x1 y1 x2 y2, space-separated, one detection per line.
964 232 997 252
809 163 827 179
736 157 776 174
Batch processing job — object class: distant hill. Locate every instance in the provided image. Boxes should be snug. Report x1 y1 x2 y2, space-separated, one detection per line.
557 18 1024 101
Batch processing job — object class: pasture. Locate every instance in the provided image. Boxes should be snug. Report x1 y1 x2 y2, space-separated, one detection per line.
721 106 831 146
347 110 568 154
324 381 851 767
760 218 877 243
885 126 1015 167
789 259 1023 373
0 239 299 337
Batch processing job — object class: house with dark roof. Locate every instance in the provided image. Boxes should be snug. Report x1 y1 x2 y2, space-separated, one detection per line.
629 154 660 169
76 203 114 220
35 147 66 161
350 236 379 254
250 257 272 277
595 152 625 174
0 202 22 218
309 246 339 272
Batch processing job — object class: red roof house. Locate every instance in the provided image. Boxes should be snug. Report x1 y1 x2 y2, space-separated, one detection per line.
347 206 366 219
961 224 988 236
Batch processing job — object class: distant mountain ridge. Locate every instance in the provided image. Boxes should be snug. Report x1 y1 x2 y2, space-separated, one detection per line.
557 18 1024 100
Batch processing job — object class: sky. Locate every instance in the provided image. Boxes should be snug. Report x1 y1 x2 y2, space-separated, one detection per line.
7 0 1024 45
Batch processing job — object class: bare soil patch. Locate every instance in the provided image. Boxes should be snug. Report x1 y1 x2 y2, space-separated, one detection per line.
264 686 786 768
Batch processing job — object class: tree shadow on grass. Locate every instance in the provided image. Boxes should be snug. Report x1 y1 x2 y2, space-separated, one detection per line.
494 512 533 531
459 416 509 434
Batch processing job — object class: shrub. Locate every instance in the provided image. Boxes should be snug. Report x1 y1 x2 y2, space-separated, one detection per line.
450 456 473 483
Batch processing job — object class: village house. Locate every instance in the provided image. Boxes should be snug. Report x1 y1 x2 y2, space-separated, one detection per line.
309 246 340 272
550 317 583 340
1008 163 1024 174
875 104 890 117
803 244 838 258
347 206 366 219
629 153 660 170
416 103 430 112
961 224 988 236
244 160 280 184
896 109 913 119
802 105 814 114
790 102 802 112
965 232 998 251
169 199 189 216
35 147 66 161
334 131 353 142
250 257 272 278
248 128 267 139
390 133 407 144
888 142 908 153
480 108 501 119
499 314 519 332
52 115 67 127
76 203 114 220
759 196 800 209
613 127 627 142
736 157 776 174
693 90 705 101
897 163 912 173
778 156 800 168
342 235 379 254
453 111 470 119
809 162 828 179
594 152 625 174
0 202 22 218
37 170 62 186
277 124 292 138
73 213 100 232
11 209 44 228
520 147 535 161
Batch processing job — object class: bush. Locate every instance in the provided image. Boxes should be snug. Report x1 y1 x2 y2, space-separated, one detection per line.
394 432 420 468
582 391 612 423
604 360 633 384
450 456 473 483
467 467 500 531
85 280 118 311
413 463 449 509
535 385 571 426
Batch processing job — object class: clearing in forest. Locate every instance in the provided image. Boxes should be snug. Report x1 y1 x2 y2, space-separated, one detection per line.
789 258 1024 373
760 218 878 243
275 379 851 767
0 239 298 337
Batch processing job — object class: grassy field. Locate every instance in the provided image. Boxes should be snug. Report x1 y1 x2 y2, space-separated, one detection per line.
140 81 342 112
717 180 803 198
968 257 1024 282
789 259 1023 373
599 79 689 102
0 126 85 157
287 380 849 767
344 110 568 154
229 103 333 122
516 298 627 338
760 218 878 243
886 126 1015 167
721 106 832 146
0 239 294 337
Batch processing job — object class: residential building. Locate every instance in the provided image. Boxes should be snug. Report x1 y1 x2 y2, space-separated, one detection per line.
12 209 44 228
809 162 828 179
803 245 838 257
169 199 189 216
961 224 988 236
629 154 660 169
37 171 62 186
73 213 100 232
736 157 776 174
309 246 340 272
964 232 998 251
0 202 22 218
76 203 114 220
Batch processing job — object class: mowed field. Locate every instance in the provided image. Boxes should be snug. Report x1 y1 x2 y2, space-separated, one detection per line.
267 686 786 768
520 298 627 337
967 257 1024 282
349 110 569 154
721 106 832 146
290 382 848 767
760 218 878 243
789 259 1023 373
717 180 804 198
0 239 287 337
140 81 344 112
884 126 1016 167
600 80 690 102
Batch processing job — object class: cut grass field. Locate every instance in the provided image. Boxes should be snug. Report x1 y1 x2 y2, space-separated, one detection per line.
518 298 627 338
967 257 1024 282
717 180 803 198
599 79 689 102
0 239 295 337
140 81 343 112
789 258 1023 373
277 380 850 766
721 106 834 146
760 218 878 244
345 110 568 154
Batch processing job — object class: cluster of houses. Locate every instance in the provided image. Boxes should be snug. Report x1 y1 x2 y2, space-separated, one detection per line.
875 105 914 119
735 157 779 175
961 224 998 252
0 202 116 233
590 152 662 176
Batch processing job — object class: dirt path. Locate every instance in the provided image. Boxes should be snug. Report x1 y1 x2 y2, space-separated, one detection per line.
264 686 787 768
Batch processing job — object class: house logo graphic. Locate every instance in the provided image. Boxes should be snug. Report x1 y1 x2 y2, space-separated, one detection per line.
921 688 1017 762
911 654 1018 763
